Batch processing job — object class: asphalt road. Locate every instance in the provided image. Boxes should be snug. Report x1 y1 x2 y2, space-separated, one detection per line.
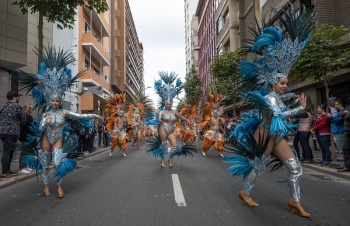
0 141 349 226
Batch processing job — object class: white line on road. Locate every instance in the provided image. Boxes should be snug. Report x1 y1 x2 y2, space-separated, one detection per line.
172 174 187 207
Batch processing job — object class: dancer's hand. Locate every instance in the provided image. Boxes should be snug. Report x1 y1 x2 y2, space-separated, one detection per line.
297 93 307 108
43 113 51 124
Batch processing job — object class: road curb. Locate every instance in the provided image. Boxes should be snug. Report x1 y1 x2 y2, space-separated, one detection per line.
302 163 350 181
0 147 110 190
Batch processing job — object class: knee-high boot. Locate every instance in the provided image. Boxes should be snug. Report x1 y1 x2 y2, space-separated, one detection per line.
160 142 168 168
38 150 50 196
284 157 310 217
52 148 64 198
239 155 270 207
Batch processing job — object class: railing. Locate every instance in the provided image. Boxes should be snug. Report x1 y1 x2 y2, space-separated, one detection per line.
84 31 110 56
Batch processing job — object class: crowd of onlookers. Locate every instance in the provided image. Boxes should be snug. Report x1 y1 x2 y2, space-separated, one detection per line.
221 97 350 172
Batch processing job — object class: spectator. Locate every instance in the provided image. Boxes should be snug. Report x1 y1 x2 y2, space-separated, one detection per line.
338 106 350 172
311 104 331 166
327 99 345 155
18 104 35 175
97 120 103 147
295 105 315 163
0 91 26 178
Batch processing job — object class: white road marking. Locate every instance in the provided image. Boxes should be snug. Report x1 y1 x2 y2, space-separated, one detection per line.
172 174 187 207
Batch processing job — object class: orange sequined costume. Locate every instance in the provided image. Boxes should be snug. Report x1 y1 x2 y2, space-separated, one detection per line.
200 93 225 157
128 103 145 148
105 93 129 156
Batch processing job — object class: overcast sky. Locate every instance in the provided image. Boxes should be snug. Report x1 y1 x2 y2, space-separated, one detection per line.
128 0 186 107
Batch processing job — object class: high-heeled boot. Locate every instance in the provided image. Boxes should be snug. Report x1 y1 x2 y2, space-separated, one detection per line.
57 184 64 198
168 159 173 167
240 169 259 206
288 199 310 217
239 191 259 207
38 150 50 195
160 161 166 168
43 184 50 196
284 158 310 217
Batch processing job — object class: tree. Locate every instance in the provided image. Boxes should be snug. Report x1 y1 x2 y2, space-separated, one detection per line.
291 24 350 107
210 50 243 116
13 0 108 63
183 65 202 106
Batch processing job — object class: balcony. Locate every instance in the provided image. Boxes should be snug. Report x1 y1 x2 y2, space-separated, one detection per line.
80 69 109 91
83 7 110 37
82 32 110 66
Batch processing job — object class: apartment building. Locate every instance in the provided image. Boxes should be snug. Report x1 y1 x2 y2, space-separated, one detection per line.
191 16 199 72
195 0 217 97
215 0 240 53
76 1 112 116
185 0 200 74
111 0 144 103
0 1 53 105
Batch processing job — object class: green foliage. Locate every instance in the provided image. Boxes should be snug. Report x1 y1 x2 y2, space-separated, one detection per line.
176 97 186 112
183 65 202 105
209 50 243 100
292 24 350 83
291 24 350 106
13 0 108 29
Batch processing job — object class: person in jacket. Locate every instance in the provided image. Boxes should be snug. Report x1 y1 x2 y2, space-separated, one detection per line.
311 105 331 166
0 91 26 178
295 105 315 163
338 106 350 172
18 103 35 175
327 99 345 155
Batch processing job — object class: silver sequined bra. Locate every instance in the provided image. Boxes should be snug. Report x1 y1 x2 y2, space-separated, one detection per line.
161 110 177 122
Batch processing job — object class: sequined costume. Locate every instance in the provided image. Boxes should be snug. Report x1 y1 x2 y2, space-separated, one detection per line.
146 71 196 166
16 46 100 198
223 5 315 216
128 103 145 148
199 93 225 157
105 93 129 156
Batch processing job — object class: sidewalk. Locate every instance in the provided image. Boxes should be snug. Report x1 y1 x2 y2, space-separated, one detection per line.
0 146 110 189
301 149 350 181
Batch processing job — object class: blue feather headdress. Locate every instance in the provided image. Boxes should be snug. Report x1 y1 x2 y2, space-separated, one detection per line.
154 71 183 110
240 4 315 91
15 46 84 110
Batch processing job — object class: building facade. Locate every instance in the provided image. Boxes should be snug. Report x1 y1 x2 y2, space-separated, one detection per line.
185 0 200 74
111 0 144 103
196 0 217 97
0 1 53 105
77 1 112 116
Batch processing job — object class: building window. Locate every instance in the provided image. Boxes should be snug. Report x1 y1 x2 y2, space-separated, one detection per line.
93 67 100 75
224 40 230 52
223 10 229 24
216 18 222 34
84 59 89 70
84 21 91 33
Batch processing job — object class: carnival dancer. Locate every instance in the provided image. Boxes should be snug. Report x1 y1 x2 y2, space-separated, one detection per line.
16 47 101 198
145 71 196 168
200 93 226 157
105 93 129 157
224 6 315 217
179 105 198 145
128 103 145 149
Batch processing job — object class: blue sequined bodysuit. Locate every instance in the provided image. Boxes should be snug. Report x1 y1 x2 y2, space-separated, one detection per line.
161 110 177 135
39 109 96 145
